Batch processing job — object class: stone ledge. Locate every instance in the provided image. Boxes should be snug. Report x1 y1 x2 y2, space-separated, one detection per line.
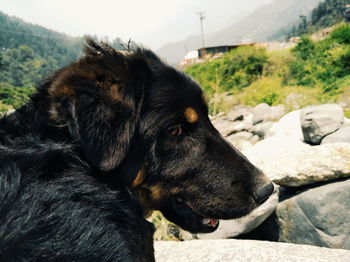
154 239 350 262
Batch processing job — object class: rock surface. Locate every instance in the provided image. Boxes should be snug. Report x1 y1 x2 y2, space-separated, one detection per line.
211 119 252 137
266 110 303 140
250 121 274 138
322 126 350 144
243 140 350 187
197 188 278 239
252 103 286 125
276 179 350 249
154 239 350 262
301 104 344 144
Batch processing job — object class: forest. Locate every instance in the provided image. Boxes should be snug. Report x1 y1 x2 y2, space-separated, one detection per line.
0 11 127 113
271 0 350 40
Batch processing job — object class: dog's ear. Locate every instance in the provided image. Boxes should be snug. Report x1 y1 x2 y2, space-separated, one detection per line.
48 39 151 171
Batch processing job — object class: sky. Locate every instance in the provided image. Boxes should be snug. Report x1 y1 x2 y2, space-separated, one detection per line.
1 0 274 49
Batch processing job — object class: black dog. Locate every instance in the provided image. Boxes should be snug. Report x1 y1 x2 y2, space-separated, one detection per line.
0 39 274 261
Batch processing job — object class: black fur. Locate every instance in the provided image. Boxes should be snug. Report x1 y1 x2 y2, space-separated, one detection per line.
0 138 154 261
0 39 273 261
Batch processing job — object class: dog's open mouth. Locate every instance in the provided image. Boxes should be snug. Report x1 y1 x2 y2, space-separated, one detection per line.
169 198 219 233
181 200 219 227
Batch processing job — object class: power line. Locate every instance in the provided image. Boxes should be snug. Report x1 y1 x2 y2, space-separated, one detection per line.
197 12 206 48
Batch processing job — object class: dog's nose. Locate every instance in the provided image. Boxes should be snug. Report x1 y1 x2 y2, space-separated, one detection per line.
252 182 274 204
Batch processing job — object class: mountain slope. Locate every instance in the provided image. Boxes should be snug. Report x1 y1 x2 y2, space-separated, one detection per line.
156 0 322 64
0 11 83 66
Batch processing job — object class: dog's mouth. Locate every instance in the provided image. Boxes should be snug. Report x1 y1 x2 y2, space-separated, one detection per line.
176 199 219 227
161 198 219 233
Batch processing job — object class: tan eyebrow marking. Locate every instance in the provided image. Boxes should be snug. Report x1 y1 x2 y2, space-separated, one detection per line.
131 169 145 188
184 107 199 123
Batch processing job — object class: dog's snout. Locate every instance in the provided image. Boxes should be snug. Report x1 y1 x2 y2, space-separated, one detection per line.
252 182 274 204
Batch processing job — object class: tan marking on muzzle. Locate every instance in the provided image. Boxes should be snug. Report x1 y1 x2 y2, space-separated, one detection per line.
149 186 163 201
184 107 198 123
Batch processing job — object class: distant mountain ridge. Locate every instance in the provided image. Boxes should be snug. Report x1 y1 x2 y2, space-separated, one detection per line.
0 11 83 66
0 11 127 67
156 0 322 64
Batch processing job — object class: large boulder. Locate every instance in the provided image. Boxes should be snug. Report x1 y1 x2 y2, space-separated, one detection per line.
226 106 253 122
276 179 350 249
344 117 350 127
155 239 350 262
243 139 350 187
250 121 274 139
252 103 286 125
322 126 350 144
301 104 344 145
197 188 278 239
210 119 235 137
265 110 303 140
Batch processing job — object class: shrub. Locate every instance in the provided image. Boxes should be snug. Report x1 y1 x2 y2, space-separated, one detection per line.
185 46 268 96
0 101 13 115
238 77 285 106
0 82 35 108
330 23 350 44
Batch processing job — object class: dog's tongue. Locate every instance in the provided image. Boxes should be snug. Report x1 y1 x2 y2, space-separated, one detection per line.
209 219 219 227
203 218 219 227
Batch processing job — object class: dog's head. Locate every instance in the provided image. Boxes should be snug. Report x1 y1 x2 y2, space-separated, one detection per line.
46 39 274 234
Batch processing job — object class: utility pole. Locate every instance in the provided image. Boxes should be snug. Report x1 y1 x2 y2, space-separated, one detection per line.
197 12 206 48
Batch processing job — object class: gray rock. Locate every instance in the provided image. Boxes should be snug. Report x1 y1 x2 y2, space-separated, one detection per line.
155 239 350 262
227 140 254 152
211 119 235 136
227 131 253 141
197 187 278 239
301 104 344 145
253 103 271 125
226 106 254 121
276 179 350 249
322 126 350 144
226 110 244 121
266 110 304 140
212 119 252 137
226 132 260 151
250 121 274 138
270 105 286 120
231 121 253 135
252 104 286 125
243 139 350 187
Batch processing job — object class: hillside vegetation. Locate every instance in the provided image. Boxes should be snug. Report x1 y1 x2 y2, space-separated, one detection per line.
185 23 350 116
0 11 129 114
272 0 350 40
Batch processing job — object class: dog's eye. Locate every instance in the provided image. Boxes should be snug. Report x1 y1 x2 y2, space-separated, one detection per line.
168 125 183 136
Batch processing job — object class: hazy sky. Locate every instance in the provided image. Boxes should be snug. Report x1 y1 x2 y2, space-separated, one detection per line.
1 0 274 49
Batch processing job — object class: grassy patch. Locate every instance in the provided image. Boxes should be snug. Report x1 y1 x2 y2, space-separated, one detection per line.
147 211 182 241
185 24 350 113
